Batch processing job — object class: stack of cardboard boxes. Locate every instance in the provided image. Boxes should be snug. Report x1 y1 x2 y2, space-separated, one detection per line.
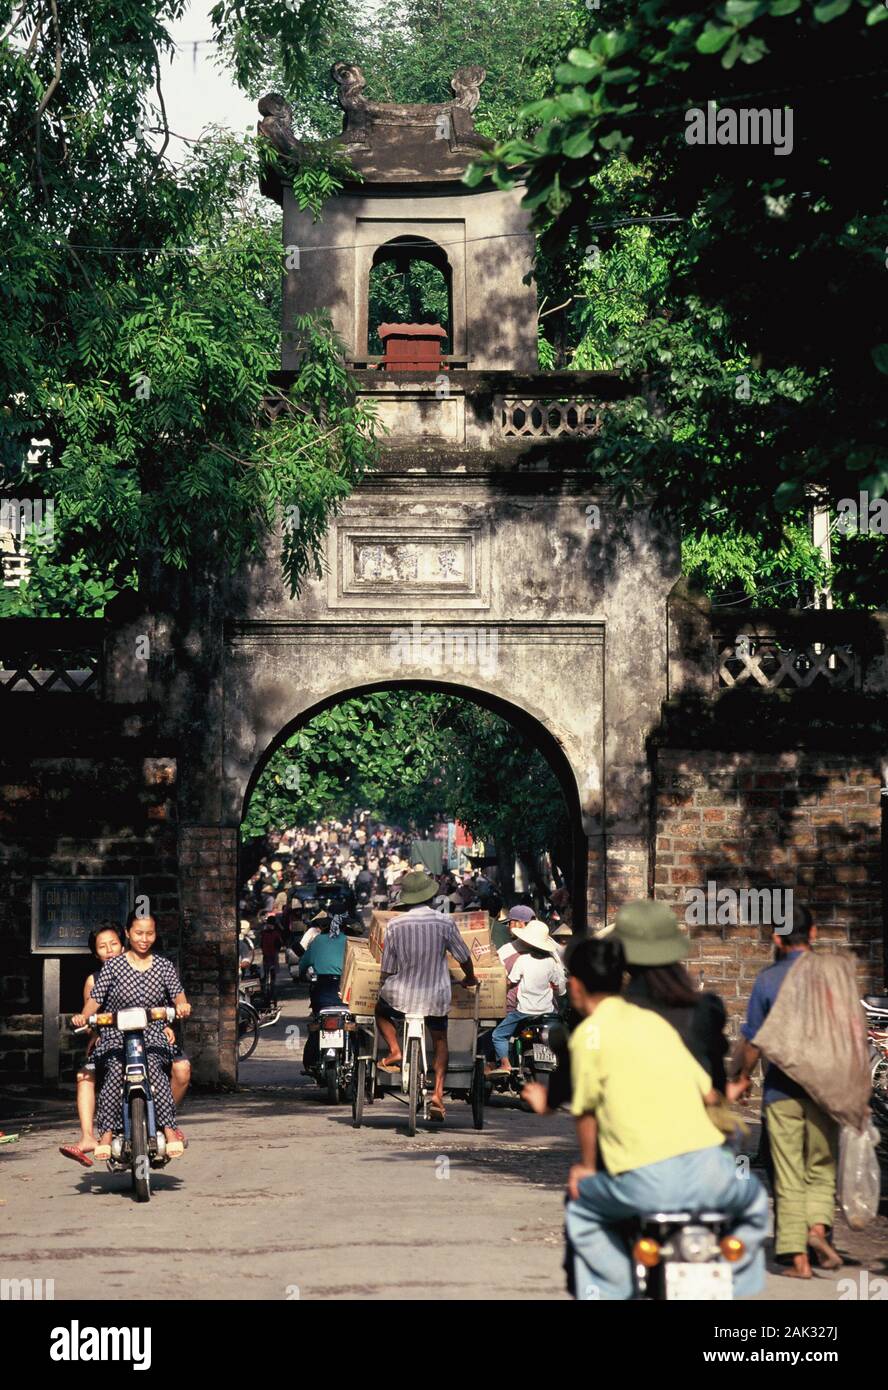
339 910 508 1020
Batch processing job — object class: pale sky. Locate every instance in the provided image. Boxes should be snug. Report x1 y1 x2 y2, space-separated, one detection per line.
159 2 260 161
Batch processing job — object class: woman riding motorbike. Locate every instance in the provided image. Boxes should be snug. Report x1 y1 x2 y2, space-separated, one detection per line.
83 911 191 1161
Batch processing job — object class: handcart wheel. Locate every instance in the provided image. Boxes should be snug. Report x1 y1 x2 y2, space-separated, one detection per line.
470 1058 485 1131
352 1058 366 1128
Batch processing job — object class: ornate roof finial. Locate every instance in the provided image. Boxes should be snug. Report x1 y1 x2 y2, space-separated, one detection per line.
451 67 486 114
331 62 368 112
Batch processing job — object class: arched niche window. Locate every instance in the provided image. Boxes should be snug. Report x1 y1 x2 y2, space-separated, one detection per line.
367 236 452 356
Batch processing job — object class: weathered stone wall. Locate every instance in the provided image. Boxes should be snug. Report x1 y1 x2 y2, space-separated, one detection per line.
652 747 884 1035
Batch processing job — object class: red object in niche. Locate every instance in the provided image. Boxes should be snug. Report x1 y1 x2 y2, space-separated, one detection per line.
378 323 448 372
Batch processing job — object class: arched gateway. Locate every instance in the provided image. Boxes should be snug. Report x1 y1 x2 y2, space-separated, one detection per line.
3 66 884 1091
101 64 679 1084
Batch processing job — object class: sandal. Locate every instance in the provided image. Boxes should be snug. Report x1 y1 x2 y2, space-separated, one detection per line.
377 1058 402 1073
171 1128 188 1150
165 1139 184 1159
427 1099 446 1121
93 1144 111 1161
59 1144 94 1168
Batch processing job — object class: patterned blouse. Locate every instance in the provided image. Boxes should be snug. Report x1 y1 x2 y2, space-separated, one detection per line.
88 954 184 1060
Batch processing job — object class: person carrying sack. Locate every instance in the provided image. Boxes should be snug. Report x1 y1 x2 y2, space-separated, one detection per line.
730 902 871 1278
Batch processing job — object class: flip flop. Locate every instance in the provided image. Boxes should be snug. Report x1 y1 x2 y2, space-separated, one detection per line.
59 1144 94 1168
171 1128 189 1150
377 1059 402 1073
166 1140 184 1159
93 1144 111 1161
427 1099 446 1121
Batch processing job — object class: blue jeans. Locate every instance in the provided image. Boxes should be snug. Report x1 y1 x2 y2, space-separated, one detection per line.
491 1010 534 1061
565 1144 768 1301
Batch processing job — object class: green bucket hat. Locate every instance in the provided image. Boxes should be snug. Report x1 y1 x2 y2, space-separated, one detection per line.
614 900 689 966
398 870 439 906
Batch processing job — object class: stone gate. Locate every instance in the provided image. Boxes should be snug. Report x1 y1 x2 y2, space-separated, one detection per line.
1 67 885 1087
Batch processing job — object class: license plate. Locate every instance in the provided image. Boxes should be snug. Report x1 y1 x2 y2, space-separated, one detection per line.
324 1031 344 1049
532 1043 556 1064
665 1262 733 1300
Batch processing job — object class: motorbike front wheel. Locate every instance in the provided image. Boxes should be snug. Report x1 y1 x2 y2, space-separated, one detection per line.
406 1036 421 1137
130 1094 151 1203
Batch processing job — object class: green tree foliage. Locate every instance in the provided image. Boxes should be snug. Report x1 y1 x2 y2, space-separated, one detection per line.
478 0 888 605
1 0 376 615
242 690 572 879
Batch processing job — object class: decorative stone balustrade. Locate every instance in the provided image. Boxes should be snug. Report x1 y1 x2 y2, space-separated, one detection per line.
0 620 102 694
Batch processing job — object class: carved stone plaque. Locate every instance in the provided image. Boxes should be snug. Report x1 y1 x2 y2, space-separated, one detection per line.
329 519 490 610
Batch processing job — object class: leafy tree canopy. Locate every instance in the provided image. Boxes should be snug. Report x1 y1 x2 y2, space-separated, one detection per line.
1 0 376 615
242 689 573 882
478 0 888 604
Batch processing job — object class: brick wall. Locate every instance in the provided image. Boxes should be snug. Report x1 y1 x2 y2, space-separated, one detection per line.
653 749 884 1036
178 825 238 1088
0 743 179 1082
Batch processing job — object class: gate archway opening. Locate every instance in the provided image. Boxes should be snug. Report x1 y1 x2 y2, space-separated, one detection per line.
239 679 587 929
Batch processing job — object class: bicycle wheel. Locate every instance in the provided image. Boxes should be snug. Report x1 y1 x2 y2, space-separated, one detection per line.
352 1058 366 1128
238 1002 259 1061
406 1035 421 1137
471 1059 485 1131
130 1094 151 1203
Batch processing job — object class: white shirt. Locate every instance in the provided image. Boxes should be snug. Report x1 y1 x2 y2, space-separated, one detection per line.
508 954 566 1014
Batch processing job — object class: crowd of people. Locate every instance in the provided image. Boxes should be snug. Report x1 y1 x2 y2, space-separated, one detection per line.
57 808 859 1304
237 814 573 976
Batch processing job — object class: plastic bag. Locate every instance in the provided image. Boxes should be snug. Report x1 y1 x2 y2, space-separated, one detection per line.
837 1121 881 1230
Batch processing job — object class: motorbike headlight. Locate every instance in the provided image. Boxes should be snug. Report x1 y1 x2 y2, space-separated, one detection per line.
678 1226 719 1262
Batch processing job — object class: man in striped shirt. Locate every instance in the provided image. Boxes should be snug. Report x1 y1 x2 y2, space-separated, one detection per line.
375 870 477 1119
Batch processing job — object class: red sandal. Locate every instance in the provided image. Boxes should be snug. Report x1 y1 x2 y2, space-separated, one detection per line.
59 1144 94 1168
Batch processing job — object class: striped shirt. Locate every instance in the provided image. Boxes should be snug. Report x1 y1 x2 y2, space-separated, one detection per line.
378 906 471 1016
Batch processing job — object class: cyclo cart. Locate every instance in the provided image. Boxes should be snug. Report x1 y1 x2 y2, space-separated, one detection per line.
350 986 492 1135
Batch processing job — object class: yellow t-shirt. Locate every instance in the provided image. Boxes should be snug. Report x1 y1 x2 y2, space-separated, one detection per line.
569 996 724 1175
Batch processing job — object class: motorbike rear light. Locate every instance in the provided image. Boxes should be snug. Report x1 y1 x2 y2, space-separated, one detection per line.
323 1017 343 1031
720 1236 745 1263
633 1238 661 1268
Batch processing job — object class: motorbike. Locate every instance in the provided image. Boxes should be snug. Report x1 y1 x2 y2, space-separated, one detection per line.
627 1211 743 1300
305 1002 357 1104
862 993 888 1195
483 1013 562 1099
76 1006 178 1202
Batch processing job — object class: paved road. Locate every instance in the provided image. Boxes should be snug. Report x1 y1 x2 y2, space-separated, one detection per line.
1 974 884 1302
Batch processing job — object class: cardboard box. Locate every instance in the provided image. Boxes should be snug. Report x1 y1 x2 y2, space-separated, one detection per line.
449 966 509 1019
369 909 493 965
340 939 381 1015
342 926 507 1021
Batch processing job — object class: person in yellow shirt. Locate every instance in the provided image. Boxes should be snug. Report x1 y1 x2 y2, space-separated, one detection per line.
563 936 767 1301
